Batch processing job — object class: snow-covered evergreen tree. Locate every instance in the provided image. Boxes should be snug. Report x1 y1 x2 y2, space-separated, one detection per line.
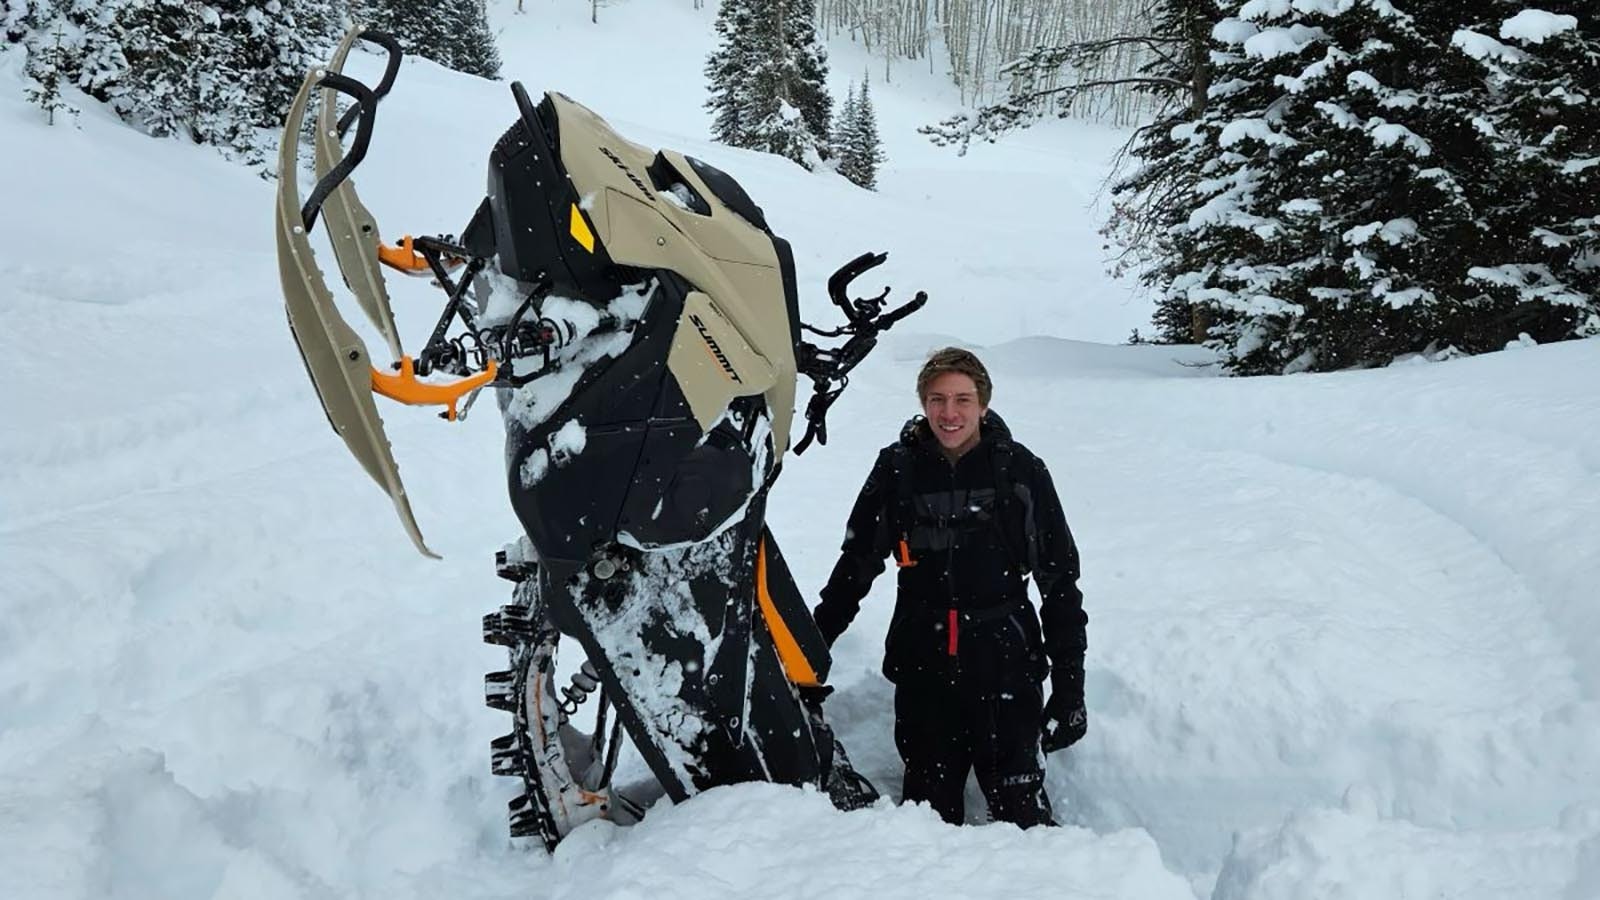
3 0 492 162
705 0 757 145
23 19 75 124
4 2 36 43
1171 0 1525 373
447 0 501 78
1455 4 1600 342
835 78 885 189
1100 0 1218 344
65 0 129 101
832 80 860 178
13 0 132 109
355 0 500 79
705 0 832 168
177 1 328 159
116 0 206 139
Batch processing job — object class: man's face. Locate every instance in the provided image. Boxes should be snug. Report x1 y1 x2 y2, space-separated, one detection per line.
921 371 987 452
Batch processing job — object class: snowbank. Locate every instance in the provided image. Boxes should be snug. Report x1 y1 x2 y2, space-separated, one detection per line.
4 2 1599 899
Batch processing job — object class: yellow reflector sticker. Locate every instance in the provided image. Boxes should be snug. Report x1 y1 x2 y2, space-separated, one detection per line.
569 204 595 253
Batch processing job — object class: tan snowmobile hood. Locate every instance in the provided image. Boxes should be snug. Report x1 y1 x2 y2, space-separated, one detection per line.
536 93 799 457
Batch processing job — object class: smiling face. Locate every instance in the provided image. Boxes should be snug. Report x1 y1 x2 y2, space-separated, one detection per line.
921 371 987 456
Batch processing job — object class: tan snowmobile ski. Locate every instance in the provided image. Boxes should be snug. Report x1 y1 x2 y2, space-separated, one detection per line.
274 46 438 558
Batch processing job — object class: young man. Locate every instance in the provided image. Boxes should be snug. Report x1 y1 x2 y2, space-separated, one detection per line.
812 347 1088 827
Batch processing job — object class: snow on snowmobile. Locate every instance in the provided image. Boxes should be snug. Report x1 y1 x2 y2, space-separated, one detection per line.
274 28 925 849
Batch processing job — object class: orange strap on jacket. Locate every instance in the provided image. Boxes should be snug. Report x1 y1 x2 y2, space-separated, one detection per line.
370 356 497 421
896 535 917 568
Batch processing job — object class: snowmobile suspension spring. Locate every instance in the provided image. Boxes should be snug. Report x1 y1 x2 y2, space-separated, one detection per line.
558 660 602 721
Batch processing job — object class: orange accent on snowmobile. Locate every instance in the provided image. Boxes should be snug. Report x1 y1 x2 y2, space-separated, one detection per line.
896 536 917 568
370 356 497 421
377 235 465 274
755 539 821 687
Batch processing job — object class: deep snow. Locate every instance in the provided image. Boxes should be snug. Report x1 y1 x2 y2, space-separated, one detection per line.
2 2 1598 899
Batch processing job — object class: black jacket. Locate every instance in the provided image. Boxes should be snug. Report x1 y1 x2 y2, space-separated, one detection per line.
814 412 1087 699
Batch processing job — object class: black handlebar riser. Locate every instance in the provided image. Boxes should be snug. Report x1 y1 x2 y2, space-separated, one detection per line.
300 71 379 231
510 82 557 163
335 30 404 139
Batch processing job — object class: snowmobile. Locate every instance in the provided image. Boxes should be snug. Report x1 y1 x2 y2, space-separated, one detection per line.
274 28 925 849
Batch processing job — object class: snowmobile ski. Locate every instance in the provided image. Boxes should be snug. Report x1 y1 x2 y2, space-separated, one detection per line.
274 49 437 558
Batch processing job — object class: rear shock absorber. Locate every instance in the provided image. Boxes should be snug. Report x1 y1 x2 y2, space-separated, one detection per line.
558 660 602 723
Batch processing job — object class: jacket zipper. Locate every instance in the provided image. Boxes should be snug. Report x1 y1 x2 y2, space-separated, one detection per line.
945 460 958 661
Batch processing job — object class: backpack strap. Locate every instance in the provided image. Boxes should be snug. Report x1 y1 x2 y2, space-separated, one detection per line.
988 439 1032 576
889 444 918 567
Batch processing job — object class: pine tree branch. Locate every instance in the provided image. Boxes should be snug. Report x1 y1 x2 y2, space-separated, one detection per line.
1036 75 1189 96
999 34 1185 76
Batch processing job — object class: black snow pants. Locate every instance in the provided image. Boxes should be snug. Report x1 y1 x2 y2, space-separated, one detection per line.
893 674 1055 827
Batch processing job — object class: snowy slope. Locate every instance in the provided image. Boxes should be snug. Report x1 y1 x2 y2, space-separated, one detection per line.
3 2 1600 899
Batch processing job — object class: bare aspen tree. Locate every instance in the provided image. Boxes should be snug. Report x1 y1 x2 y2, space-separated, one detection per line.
814 0 1153 125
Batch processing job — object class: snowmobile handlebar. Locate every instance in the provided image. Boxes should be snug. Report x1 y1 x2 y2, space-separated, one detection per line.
793 253 929 454
825 252 929 328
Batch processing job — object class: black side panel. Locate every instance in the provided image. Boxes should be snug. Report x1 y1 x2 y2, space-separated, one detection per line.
616 419 753 548
504 275 689 567
771 235 802 353
486 85 624 300
618 395 756 548
459 197 496 259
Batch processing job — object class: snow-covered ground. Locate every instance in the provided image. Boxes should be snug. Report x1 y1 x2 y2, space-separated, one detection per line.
3 2 1599 898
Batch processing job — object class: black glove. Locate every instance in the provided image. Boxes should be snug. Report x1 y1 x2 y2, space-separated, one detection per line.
811 602 847 648
1041 692 1087 753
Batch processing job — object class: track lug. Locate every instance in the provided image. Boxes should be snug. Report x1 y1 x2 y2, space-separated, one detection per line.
490 733 525 777
482 606 538 646
495 549 538 583
507 793 546 840
485 670 518 712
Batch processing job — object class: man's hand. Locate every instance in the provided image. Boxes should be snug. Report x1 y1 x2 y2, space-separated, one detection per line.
1041 695 1087 753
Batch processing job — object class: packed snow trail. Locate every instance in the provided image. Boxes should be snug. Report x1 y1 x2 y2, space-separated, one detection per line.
5 4 1600 899
794 335 1600 895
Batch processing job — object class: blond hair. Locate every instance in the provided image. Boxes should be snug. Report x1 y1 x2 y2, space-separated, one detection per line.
916 347 992 406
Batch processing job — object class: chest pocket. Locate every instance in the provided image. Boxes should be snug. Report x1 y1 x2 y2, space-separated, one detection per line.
888 442 1031 576
905 487 1001 553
